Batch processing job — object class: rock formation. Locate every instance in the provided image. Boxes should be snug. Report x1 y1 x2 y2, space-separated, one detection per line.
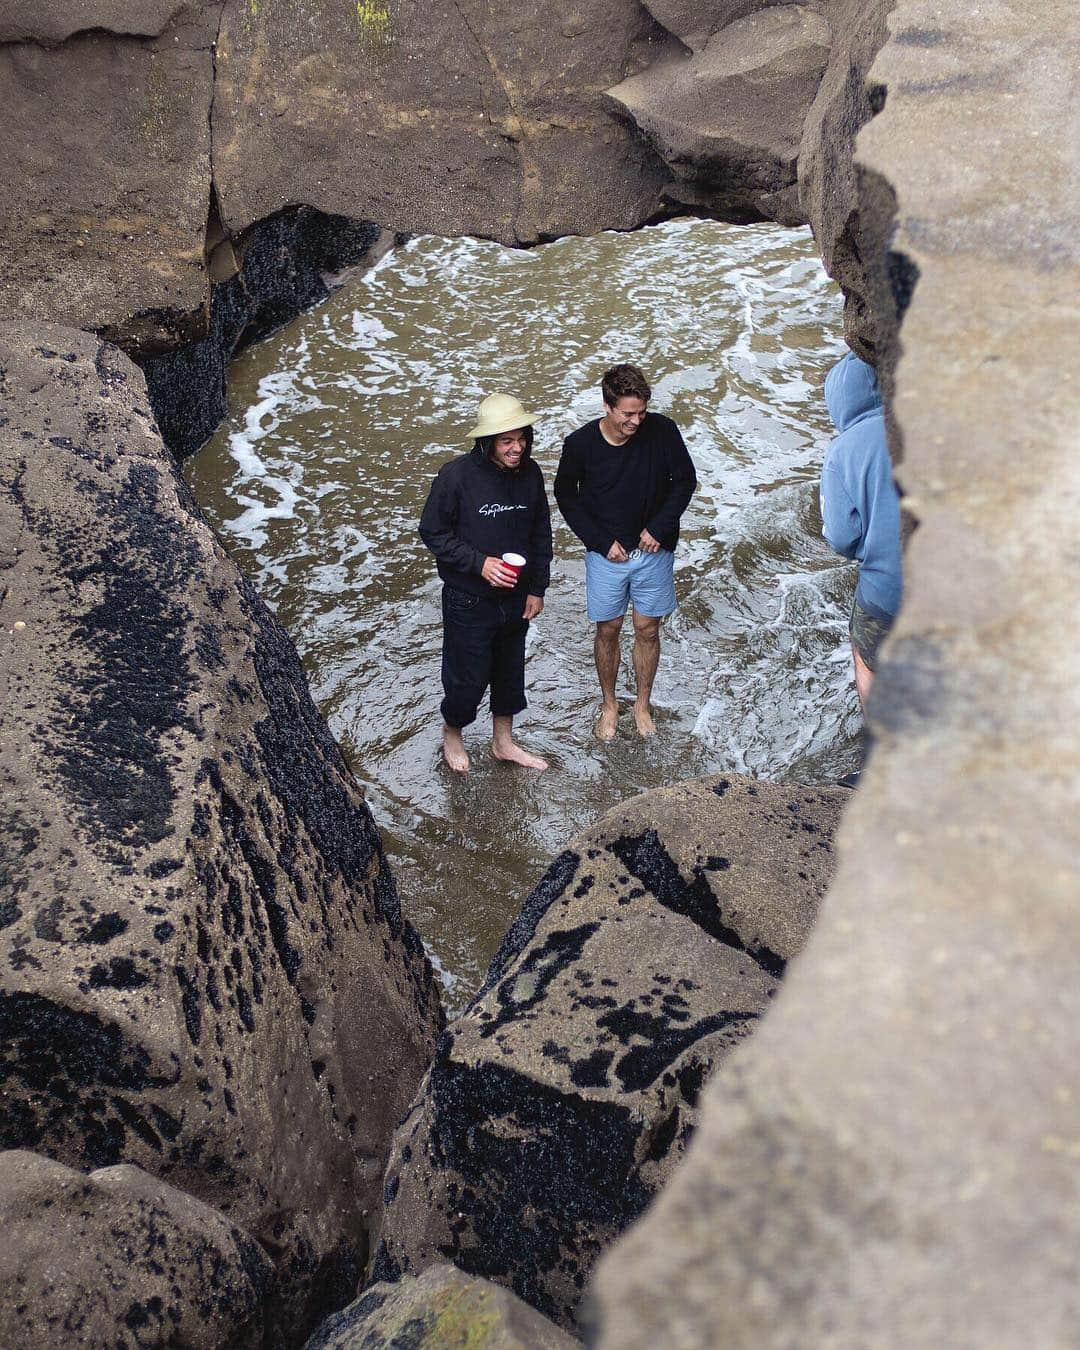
0 2 219 353
794 0 893 360
306 1265 579 1350
375 777 847 1328
0 0 676 356
0 0 892 394
210 0 676 249
607 5 832 224
589 1 1080 1343
2 0 1074 1341
0 323 442 1342
0 1149 274 1348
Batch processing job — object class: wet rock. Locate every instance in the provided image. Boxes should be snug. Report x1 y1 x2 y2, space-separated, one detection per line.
607 6 831 223
306 1265 579 1349
0 1149 274 1348
0 323 443 1343
374 775 846 1328
590 5 1080 1339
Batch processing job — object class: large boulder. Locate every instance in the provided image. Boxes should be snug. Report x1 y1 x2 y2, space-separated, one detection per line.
0 322 442 1342
0 0 894 417
374 776 847 1327
0 3 219 354
590 1 1080 1343
209 0 675 248
607 6 832 223
306 1265 578 1350
0 1149 274 1348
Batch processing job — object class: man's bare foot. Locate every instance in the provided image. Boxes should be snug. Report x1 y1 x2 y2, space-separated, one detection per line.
442 725 470 773
594 703 618 741
490 739 549 770
633 703 657 738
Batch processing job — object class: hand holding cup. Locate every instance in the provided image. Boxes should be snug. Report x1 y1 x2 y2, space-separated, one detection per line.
482 554 524 588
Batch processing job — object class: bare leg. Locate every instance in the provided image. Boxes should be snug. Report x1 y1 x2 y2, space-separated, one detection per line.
631 611 661 736
594 616 624 740
852 643 874 710
442 723 470 773
490 715 548 770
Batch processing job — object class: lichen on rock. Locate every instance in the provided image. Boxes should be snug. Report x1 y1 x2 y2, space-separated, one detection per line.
0 322 443 1343
305 1263 579 1349
374 775 846 1328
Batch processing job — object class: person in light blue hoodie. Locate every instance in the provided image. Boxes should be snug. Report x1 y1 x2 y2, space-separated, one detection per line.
820 350 902 707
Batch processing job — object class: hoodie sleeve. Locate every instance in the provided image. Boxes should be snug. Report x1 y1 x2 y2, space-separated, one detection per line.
554 434 614 555
418 463 485 575
527 466 553 596
645 422 696 542
820 461 861 559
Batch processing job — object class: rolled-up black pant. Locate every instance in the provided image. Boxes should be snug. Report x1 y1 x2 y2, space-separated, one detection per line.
440 586 529 729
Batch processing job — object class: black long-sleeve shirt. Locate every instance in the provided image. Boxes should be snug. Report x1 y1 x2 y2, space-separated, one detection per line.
418 445 553 598
554 413 696 555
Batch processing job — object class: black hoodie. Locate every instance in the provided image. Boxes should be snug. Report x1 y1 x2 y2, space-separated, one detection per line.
554 412 696 555
418 443 553 598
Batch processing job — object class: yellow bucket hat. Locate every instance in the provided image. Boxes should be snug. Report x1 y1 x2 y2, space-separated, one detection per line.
467 393 537 440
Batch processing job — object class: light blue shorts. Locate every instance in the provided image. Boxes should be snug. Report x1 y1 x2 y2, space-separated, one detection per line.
585 548 676 622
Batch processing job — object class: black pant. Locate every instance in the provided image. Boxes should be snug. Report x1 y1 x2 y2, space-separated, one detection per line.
441 586 528 729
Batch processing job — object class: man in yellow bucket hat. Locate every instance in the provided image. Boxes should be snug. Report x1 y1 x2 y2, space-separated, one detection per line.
419 393 553 773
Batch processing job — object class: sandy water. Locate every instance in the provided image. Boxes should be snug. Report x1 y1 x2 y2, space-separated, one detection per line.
187 218 857 1012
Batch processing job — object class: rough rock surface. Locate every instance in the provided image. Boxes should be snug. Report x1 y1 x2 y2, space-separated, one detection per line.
607 6 832 223
0 1149 274 1348
0 0 887 362
209 0 676 248
306 1265 579 1350
374 776 847 1328
795 0 892 358
590 2 1080 1345
0 322 442 1342
0 0 677 351
0 2 192 45
0 4 219 353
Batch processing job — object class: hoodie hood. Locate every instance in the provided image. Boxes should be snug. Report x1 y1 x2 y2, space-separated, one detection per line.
825 351 882 433
819 349 901 620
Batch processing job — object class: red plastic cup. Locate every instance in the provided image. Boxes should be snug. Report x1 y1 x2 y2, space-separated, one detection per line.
501 552 526 581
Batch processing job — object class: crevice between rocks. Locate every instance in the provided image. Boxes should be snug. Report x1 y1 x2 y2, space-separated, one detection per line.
138 206 389 460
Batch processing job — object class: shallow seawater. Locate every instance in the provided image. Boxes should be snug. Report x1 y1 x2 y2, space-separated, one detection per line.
187 218 858 1013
